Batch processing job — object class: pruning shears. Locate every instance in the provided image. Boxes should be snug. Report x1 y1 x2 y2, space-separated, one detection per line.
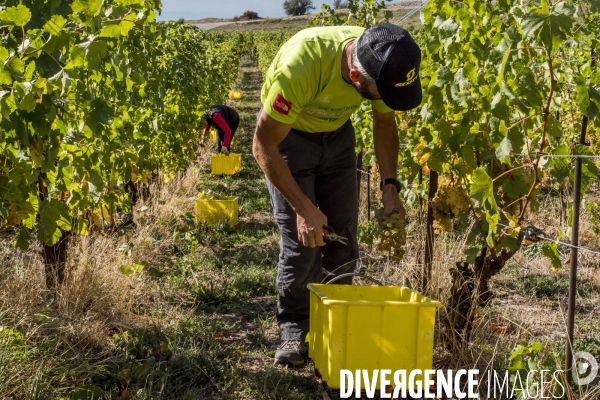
523 225 547 244
323 225 348 246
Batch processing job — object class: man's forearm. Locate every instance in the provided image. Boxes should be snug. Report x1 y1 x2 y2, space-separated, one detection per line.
253 140 313 216
373 116 399 180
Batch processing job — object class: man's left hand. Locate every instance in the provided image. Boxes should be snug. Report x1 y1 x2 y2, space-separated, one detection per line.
382 185 406 219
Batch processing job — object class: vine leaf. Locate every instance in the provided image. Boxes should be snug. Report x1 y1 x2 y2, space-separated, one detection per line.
576 83 600 120
470 168 497 211
14 229 32 250
501 235 519 252
0 5 32 27
87 171 104 203
38 200 71 245
71 0 103 19
495 137 513 166
465 247 479 264
486 212 499 248
99 24 121 38
120 13 138 36
542 242 562 271
521 0 575 50
43 15 67 35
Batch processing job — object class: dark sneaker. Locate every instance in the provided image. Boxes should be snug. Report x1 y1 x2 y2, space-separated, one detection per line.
274 340 308 367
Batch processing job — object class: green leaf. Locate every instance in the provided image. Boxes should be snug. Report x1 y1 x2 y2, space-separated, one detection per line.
470 167 497 210
530 342 544 352
43 15 67 35
462 145 477 170
486 212 499 248
8 202 35 226
510 343 526 359
0 5 32 27
23 193 39 229
465 246 480 264
501 235 519 252
85 40 108 68
502 171 528 200
549 144 570 183
71 0 103 19
7 57 25 74
76 218 89 235
25 62 36 80
87 171 104 203
69 45 86 68
521 1 575 50
99 24 121 38
120 13 137 36
521 9 546 38
514 65 544 108
14 229 32 250
542 242 562 271
495 137 513 166
119 263 144 277
38 200 71 246
547 114 562 140
19 92 36 112
576 83 599 120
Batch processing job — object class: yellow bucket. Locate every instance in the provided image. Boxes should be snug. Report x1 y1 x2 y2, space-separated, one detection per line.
211 153 242 176
307 283 442 390
228 90 243 100
194 195 238 226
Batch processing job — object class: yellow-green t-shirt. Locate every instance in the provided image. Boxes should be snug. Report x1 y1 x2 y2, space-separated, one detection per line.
260 26 392 133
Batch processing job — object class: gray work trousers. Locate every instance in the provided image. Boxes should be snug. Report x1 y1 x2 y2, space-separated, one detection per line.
267 119 359 341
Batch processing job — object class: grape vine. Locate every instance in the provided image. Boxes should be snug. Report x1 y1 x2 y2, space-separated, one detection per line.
0 1 240 289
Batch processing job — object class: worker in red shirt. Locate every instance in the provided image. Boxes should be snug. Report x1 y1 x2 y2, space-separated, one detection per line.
200 104 240 154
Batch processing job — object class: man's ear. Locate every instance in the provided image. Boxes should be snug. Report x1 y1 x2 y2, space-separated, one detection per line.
349 68 361 83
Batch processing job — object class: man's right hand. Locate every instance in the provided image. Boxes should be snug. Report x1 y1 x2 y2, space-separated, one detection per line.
296 205 328 248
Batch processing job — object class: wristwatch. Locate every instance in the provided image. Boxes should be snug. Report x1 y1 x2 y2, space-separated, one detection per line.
380 178 401 193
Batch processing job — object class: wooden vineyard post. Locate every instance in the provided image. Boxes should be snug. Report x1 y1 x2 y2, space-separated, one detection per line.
565 109 588 385
416 168 424 267
356 150 363 201
566 51 594 385
366 165 371 222
422 170 438 295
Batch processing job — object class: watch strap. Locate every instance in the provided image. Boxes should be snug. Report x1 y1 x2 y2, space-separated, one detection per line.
380 178 401 193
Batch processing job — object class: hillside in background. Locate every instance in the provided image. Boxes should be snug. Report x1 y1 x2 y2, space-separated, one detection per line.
188 1 424 31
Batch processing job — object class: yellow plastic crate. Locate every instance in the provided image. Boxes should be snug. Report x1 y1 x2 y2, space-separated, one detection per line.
211 153 242 175
209 130 217 141
307 284 442 390
194 195 238 226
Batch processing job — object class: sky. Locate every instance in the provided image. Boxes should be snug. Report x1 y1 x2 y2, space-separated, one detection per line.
156 0 342 21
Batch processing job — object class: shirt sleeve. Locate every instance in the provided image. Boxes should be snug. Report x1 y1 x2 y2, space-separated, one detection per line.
371 99 393 113
261 44 316 125
212 113 232 147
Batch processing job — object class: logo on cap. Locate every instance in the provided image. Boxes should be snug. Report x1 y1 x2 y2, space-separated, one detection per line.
394 68 417 87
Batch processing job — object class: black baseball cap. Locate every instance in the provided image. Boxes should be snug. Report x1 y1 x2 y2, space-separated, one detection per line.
356 23 422 111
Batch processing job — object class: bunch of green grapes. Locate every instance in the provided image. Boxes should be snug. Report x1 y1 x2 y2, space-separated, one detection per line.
375 208 406 261
431 183 470 232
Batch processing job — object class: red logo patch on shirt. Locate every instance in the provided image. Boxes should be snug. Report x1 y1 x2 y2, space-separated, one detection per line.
273 94 292 115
